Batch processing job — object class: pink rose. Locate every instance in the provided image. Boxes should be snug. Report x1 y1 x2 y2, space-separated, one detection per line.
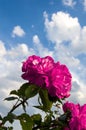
63 102 86 130
37 56 55 74
22 55 41 72
47 62 72 99
22 55 54 87
63 101 79 117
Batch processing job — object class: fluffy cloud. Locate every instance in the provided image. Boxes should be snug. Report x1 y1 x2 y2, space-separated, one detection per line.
12 25 25 37
62 0 76 8
44 11 80 44
53 45 80 68
68 72 86 105
33 35 54 57
33 34 40 44
44 11 86 55
0 41 35 115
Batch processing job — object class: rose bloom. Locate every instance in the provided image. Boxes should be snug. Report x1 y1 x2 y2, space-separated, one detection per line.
63 102 86 130
22 55 54 87
47 62 72 99
22 55 72 99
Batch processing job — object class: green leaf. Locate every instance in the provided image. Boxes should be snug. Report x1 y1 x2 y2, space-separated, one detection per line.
10 90 18 96
10 83 39 100
18 83 30 97
31 114 42 125
39 89 53 112
34 105 44 111
0 115 2 120
18 113 33 130
44 114 52 124
25 84 39 98
7 127 13 130
4 96 18 101
48 94 62 104
3 113 16 124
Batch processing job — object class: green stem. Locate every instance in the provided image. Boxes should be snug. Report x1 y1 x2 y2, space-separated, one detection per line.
9 98 27 113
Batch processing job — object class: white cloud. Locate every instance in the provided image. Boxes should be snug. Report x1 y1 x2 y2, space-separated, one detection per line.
33 35 40 44
44 11 86 56
53 45 80 68
62 0 86 11
12 25 25 37
0 40 6 57
82 0 86 11
68 72 86 105
0 41 36 115
62 0 76 8
33 35 54 57
44 11 80 44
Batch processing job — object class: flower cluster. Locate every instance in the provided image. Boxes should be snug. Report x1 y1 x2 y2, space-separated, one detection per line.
63 102 86 130
22 55 72 99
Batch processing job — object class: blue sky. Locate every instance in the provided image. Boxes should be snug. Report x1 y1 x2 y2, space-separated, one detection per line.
0 0 86 129
0 0 86 47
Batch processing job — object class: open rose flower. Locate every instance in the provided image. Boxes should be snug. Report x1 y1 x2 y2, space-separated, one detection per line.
63 102 86 130
47 62 72 99
22 55 72 99
22 55 54 87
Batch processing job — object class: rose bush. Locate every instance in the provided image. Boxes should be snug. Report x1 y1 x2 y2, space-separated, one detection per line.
0 55 85 130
